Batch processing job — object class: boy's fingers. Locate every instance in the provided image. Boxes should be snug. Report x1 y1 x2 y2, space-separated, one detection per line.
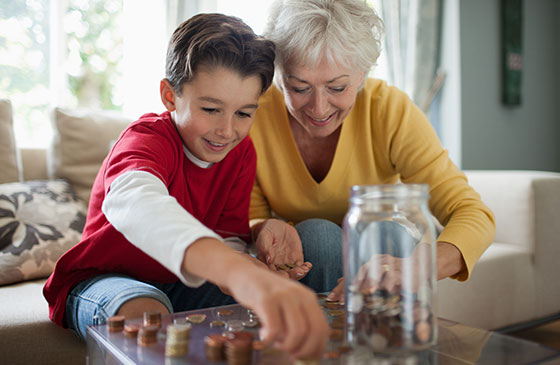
258 300 284 345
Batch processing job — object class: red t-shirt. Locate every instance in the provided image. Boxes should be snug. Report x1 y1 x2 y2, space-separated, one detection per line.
43 111 256 327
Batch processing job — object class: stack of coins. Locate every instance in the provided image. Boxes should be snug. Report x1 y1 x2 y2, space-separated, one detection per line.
225 337 253 365
137 325 159 346
107 315 125 332
205 334 228 362
143 311 162 327
165 323 191 357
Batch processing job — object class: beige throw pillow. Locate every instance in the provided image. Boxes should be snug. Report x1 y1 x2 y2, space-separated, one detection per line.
0 99 21 183
51 107 132 203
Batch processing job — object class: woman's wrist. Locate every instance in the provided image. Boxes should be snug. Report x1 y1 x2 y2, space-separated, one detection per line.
436 241 466 280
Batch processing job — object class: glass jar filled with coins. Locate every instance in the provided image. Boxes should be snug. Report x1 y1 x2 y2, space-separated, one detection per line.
342 184 437 353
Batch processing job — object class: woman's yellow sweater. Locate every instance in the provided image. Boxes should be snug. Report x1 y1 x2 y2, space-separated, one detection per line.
249 79 495 280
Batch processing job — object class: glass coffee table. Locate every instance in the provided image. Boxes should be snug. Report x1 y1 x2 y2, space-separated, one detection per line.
86 301 560 364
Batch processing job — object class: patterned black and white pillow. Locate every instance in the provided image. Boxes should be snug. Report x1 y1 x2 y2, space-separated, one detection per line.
0 180 87 285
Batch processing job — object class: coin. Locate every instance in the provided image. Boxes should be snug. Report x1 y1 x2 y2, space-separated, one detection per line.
327 309 345 317
276 263 295 271
205 334 228 362
324 351 340 359
324 301 342 310
242 319 259 328
329 328 343 342
107 315 125 332
124 323 139 338
137 325 159 346
337 345 353 354
143 311 162 327
210 320 225 328
252 340 267 351
217 309 234 317
186 313 207 324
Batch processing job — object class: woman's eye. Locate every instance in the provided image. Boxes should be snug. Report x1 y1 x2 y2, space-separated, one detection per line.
292 87 309 94
236 111 252 118
330 86 346 93
202 108 218 114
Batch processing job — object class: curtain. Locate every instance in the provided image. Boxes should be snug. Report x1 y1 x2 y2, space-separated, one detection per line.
377 0 444 112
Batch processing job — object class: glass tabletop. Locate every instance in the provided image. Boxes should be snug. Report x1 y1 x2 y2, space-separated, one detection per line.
86 302 560 364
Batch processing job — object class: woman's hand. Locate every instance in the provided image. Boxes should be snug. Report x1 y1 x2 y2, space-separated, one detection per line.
253 219 312 280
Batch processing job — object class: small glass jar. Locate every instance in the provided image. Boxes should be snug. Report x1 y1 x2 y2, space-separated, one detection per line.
342 184 437 353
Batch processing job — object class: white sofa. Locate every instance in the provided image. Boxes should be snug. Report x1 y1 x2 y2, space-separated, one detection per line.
438 170 560 331
1 99 559 363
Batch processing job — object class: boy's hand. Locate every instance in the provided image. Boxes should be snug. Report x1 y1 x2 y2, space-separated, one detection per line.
253 219 311 280
228 264 328 360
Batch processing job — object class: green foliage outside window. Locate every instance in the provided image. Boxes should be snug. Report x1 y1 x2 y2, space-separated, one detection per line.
0 0 123 147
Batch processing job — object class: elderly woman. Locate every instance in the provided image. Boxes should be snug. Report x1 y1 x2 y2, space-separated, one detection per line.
249 0 495 298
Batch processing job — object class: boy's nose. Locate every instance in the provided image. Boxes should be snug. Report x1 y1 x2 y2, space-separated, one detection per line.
216 116 234 139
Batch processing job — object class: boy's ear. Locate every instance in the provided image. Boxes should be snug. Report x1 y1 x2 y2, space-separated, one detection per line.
160 79 177 111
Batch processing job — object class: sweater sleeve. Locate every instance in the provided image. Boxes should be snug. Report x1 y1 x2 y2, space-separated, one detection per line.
102 169 223 287
379 87 495 280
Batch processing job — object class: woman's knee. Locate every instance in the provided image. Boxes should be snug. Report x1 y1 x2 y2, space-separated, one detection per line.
295 218 342 248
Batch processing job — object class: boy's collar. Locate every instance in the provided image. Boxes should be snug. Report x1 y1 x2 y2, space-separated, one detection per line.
182 145 214 169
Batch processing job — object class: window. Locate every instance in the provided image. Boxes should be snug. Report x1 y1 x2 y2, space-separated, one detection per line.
0 0 125 148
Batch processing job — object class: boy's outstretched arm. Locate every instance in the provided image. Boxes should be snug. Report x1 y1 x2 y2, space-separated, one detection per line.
183 237 329 359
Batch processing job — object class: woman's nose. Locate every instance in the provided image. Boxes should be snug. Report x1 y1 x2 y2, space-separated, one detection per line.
309 90 329 116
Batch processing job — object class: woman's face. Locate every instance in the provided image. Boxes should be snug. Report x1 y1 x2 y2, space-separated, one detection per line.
281 56 364 139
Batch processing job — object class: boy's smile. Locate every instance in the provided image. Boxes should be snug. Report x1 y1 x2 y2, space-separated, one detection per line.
161 65 262 164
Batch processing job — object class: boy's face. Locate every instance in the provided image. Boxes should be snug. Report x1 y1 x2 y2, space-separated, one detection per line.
161 66 262 163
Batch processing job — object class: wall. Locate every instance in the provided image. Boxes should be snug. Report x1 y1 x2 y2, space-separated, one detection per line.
459 0 560 172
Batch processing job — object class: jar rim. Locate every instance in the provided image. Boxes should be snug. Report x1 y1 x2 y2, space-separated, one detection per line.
350 184 429 202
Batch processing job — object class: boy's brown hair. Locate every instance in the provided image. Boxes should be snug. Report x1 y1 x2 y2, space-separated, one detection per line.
165 13 276 95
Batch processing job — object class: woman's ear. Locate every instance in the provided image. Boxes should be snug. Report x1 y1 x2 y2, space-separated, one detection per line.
160 79 177 111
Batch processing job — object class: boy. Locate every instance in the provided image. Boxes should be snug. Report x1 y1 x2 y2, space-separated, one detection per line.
44 13 327 358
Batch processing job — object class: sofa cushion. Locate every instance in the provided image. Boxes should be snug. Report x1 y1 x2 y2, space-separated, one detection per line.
51 107 132 203
0 278 86 364
0 99 21 183
0 179 87 285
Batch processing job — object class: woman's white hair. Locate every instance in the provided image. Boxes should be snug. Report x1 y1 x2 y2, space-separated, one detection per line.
264 0 384 83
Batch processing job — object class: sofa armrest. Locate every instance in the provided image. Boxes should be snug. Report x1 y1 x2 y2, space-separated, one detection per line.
464 170 560 254
532 173 560 315
465 170 560 318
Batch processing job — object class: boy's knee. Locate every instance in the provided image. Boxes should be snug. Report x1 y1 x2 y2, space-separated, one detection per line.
117 297 170 319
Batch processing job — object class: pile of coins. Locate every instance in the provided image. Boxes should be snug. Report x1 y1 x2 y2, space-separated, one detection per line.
348 290 434 351
165 323 191 357
143 311 162 327
204 331 254 364
107 315 125 332
137 325 159 346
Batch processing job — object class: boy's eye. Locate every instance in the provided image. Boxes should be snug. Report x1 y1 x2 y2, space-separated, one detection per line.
202 108 218 114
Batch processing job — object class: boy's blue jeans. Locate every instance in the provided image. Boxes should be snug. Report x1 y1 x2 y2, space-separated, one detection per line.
65 274 235 340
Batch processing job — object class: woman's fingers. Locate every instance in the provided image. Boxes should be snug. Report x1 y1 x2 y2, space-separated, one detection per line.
327 278 344 301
